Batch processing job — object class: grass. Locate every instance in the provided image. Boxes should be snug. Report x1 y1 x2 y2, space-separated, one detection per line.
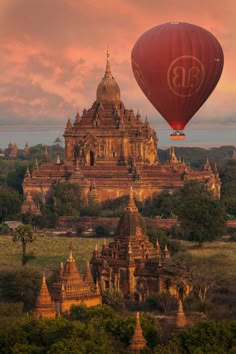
181 240 236 272
0 234 236 274
0 234 111 273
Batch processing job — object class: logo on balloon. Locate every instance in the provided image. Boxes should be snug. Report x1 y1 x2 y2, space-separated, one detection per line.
131 60 151 97
167 56 205 97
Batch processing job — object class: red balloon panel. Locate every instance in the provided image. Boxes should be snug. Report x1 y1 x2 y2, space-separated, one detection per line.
131 22 224 130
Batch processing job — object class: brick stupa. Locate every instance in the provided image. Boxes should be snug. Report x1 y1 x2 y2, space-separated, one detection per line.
129 312 147 353
34 274 56 319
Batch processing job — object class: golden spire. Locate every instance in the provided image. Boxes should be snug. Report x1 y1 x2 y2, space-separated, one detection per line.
204 157 212 171
129 312 147 352
104 50 112 78
176 299 187 328
68 244 73 261
126 187 138 212
56 153 61 165
83 261 94 286
35 274 53 307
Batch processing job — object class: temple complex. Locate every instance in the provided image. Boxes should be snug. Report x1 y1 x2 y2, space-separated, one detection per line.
21 52 221 212
90 188 188 301
34 247 101 317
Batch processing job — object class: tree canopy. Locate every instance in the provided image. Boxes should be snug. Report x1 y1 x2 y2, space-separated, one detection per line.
176 181 226 245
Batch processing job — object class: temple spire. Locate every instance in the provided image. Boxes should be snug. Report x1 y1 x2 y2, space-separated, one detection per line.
104 50 112 78
126 187 138 212
33 274 56 319
68 244 73 261
204 157 212 171
176 300 187 328
83 261 94 287
43 146 50 163
129 312 147 353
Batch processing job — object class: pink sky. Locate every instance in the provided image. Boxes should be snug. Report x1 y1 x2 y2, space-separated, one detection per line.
0 0 235 131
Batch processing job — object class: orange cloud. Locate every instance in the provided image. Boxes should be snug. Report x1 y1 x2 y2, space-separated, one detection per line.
0 0 235 129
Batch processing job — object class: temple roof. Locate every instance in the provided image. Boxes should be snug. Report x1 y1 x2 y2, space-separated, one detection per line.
96 51 120 102
116 188 146 239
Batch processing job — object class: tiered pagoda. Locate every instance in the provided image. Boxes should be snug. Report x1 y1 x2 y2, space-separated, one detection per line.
51 246 101 313
34 247 101 317
21 52 221 211
90 188 187 301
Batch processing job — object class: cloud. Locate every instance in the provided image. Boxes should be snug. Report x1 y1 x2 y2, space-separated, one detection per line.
0 0 235 130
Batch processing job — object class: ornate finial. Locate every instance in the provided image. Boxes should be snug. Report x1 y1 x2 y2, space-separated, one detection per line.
56 153 61 165
66 118 72 130
95 244 98 251
42 273 46 284
104 50 112 78
25 165 31 179
103 238 107 246
126 187 138 212
68 244 73 261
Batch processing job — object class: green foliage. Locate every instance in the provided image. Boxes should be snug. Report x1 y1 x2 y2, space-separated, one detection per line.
146 224 182 255
0 186 22 222
101 195 141 216
155 320 236 354
147 292 177 313
66 305 160 349
52 182 82 216
101 289 125 310
7 164 27 193
220 160 236 216
95 224 110 237
0 268 41 311
142 191 178 218
176 181 226 245
13 224 35 265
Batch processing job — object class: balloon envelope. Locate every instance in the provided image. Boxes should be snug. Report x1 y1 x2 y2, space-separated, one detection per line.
131 22 224 131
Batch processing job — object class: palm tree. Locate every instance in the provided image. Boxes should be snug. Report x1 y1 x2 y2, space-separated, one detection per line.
13 224 35 265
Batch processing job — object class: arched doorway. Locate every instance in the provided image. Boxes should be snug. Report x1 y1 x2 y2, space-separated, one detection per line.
90 151 95 166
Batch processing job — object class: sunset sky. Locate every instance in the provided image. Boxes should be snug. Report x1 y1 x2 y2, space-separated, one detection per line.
0 0 235 133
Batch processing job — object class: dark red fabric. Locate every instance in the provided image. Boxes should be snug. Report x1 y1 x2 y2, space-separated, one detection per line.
131 22 224 130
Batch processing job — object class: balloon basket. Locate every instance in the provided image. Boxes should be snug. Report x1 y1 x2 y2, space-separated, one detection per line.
170 131 186 140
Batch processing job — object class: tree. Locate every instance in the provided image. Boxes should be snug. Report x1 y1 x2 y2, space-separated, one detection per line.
166 253 234 309
52 182 82 216
13 224 35 265
142 191 178 218
0 187 22 222
176 181 226 246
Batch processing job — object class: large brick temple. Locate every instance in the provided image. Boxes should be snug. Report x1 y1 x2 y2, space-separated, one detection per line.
21 52 221 213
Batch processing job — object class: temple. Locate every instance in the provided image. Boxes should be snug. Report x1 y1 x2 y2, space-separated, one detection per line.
129 312 147 353
21 52 221 212
34 247 101 318
90 188 188 301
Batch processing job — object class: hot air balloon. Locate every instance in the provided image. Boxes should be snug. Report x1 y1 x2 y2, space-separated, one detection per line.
131 22 224 140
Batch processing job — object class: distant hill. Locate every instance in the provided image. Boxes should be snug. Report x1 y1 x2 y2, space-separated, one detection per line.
158 146 235 169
